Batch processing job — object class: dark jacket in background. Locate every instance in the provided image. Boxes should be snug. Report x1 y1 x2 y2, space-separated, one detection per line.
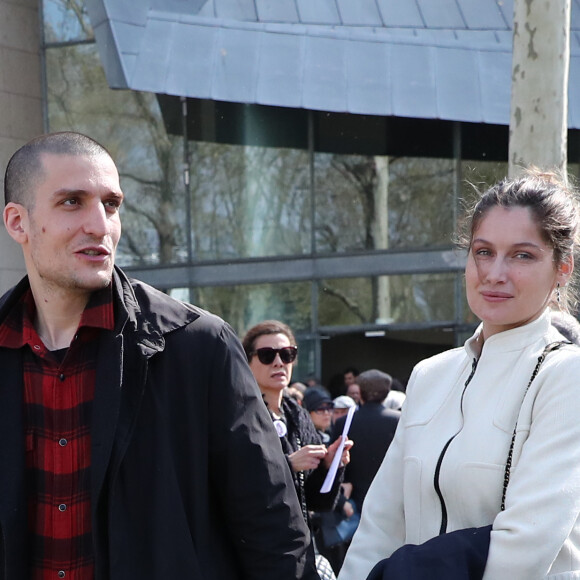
277 395 342 519
332 401 400 509
0 267 318 580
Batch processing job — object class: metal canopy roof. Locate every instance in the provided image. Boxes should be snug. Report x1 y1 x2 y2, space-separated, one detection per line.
85 0 580 128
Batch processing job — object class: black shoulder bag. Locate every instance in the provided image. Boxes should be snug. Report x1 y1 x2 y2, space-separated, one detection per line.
366 341 566 580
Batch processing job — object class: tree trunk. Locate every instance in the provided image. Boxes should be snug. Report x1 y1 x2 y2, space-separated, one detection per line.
509 0 571 178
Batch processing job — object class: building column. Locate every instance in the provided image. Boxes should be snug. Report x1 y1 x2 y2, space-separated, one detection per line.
0 0 43 294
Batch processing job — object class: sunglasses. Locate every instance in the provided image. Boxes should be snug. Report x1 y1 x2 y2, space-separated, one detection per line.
254 346 298 365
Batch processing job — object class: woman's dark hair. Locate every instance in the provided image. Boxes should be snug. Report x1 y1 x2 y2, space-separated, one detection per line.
242 320 296 362
457 167 580 313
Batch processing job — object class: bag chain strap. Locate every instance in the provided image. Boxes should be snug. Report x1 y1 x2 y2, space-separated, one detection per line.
500 341 567 511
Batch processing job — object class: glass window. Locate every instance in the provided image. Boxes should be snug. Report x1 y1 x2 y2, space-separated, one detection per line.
172 284 316 380
187 142 311 260
388 157 456 248
291 337 317 387
41 0 488 362
46 43 187 267
43 0 94 44
568 162 580 181
319 273 458 327
314 154 456 253
190 281 312 337
460 160 508 206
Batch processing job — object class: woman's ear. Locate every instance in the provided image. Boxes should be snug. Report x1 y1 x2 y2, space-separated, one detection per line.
558 255 574 283
3 202 28 245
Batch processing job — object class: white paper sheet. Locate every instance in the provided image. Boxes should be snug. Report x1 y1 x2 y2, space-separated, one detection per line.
320 404 356 493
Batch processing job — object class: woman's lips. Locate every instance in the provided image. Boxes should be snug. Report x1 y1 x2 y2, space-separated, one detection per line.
481 291 512 302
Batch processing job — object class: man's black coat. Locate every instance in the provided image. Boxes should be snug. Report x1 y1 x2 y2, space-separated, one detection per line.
0 267 318 579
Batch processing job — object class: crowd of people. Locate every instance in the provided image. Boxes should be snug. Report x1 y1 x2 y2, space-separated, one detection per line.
274 364 405 575
3 130 580 580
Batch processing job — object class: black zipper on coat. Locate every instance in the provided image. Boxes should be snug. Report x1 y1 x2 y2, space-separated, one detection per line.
434 357 478 535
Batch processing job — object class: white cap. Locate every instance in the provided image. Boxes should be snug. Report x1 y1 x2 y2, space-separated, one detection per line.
333 395 356 409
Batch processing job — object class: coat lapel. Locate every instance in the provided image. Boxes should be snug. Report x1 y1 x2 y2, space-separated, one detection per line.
0 349 28 552
90 332 125 507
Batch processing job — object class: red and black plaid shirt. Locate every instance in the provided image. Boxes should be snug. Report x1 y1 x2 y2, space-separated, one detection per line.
0 286 115 580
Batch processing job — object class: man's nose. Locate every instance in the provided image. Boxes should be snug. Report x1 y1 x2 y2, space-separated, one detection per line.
83 203 109 237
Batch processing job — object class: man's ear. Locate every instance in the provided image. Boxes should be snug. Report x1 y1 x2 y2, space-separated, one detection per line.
3 202 28 245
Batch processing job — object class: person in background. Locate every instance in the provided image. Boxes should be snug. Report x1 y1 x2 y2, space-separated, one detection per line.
242 320 353 579
306 375 322 388
332 395 357 425
285 385 305 405
339 168 580 579
291 381 308 396
303 388 335 443
333 369 400 512
550 309 580 345
0 132 318 579
346 382 361 406
343 367 359 388
383 377 407 411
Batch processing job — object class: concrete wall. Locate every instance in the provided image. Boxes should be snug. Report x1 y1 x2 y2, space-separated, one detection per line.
0 0 43 294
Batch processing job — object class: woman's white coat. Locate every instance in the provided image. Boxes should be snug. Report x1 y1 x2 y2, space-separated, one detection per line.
339 310 580 580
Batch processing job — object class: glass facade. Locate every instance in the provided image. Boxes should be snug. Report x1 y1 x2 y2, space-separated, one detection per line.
43 0 93 43
42 0 525 385
187 143 311 260
314 155 456 253
319 273 457 328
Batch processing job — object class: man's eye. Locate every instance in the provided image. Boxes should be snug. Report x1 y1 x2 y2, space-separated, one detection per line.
63 199 78 206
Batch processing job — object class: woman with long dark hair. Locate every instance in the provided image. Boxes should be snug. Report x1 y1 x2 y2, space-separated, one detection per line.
340 169 580 579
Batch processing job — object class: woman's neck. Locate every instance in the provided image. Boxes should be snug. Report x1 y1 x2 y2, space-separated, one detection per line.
261 388 283 415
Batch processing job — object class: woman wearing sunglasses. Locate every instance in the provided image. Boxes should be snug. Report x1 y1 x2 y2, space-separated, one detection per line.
242 321 352 536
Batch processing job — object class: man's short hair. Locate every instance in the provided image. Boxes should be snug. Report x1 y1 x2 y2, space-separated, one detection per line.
358 369 392 403
4 131 112 208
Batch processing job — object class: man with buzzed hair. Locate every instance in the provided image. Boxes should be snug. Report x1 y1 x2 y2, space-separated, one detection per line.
332 369 400 510
0 131 318 579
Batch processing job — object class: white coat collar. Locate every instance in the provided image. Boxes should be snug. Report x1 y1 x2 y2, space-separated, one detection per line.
464 308 552 359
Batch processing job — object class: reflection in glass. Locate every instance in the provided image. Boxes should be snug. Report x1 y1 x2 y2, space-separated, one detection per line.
291 337 316 387
569 163 580 181
461 160 508 208
319 273 457 327
40 0 516 360
46 44 187 267
171 284 316 380
314 155 456 254
190 281 311 337
43 0 94 44
187 142 311 260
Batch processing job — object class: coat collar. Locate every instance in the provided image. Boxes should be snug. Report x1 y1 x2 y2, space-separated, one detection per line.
0 267 200 360
0 268 201 544
89 267 200 513
465 309 553 359
111 266 199 358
